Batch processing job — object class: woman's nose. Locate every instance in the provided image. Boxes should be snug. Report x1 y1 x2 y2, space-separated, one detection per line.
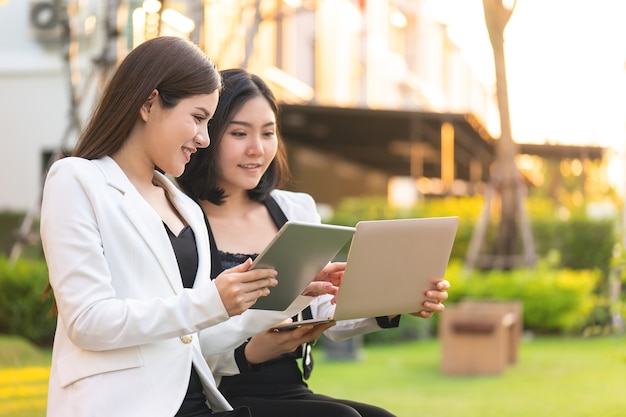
247 136 263 154
195 130 210 148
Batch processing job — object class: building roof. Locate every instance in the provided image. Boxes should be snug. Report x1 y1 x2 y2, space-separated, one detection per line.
278 104 606 182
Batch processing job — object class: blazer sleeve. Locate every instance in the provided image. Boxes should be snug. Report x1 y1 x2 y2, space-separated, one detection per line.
270 189 322 223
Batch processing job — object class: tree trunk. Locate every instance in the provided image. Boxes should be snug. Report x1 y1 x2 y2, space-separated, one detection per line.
482 0 519 268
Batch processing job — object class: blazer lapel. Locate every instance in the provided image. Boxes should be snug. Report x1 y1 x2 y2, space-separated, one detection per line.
94 157 184 294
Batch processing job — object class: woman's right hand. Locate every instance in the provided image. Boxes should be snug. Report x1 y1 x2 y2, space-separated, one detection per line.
213 258 278 316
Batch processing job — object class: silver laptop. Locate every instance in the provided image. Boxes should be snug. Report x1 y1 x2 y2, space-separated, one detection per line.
272 216 459 329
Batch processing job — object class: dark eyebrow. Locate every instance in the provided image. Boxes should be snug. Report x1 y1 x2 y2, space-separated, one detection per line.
229 120 276 128
195 107 210 117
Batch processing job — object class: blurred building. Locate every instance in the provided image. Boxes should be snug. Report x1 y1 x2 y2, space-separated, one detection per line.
196 0 500 206
0 0 606 211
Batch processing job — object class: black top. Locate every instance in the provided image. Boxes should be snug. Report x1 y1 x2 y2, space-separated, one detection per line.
165 224 199 289
219 250 255 271
164 223 213 416
204 198 315 398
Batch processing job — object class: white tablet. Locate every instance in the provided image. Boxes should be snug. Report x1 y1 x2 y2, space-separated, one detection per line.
249 221 355 311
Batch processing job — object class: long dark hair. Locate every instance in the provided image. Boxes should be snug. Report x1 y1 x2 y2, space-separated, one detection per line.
73 36 222 159
177 68 290 205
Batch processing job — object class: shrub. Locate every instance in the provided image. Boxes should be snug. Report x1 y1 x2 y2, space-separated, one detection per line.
445 259 600 334
532 216 616 275
0 257 55 347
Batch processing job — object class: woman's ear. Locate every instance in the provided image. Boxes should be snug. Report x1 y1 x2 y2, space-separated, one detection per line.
139 89 159 121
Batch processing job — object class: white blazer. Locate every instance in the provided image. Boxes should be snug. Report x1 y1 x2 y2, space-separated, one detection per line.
41 156 233 416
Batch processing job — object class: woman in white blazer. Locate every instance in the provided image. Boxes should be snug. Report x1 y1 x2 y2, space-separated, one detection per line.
40 37 337 417
176 69 450 417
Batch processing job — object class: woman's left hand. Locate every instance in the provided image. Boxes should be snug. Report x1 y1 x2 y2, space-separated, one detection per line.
410 279 450 319
300 281 340 302
245 321 336 364
299 262 345 303
313 262 346 286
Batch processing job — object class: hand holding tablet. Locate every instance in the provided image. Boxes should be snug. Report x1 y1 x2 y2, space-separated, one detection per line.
249 221 355 311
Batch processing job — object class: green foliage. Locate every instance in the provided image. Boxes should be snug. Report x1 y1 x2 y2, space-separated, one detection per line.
445 260 600 334
532 216 616 274
0 257 55 347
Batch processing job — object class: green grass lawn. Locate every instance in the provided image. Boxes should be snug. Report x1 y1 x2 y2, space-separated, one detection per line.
309 335 626 417
1 335 625 417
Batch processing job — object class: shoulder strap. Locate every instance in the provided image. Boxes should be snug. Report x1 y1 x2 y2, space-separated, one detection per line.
264 195 288 228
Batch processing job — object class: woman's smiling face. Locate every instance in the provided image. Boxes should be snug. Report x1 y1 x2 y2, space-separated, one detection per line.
144 91 219 177
215 95 278 193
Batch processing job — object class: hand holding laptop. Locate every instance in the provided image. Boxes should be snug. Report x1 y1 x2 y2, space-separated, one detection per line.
365 278 451 320
271 277 450 331
411 278 450 318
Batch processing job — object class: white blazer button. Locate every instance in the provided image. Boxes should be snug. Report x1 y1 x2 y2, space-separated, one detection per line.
180 335 193 344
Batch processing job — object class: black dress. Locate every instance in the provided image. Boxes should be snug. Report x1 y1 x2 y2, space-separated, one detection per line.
165 223 251 417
